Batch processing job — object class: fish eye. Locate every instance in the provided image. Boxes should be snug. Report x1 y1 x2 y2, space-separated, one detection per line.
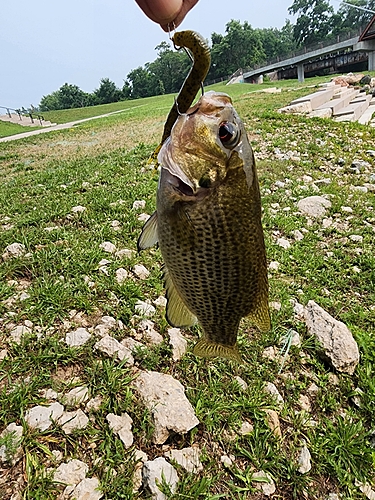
218 122 239 149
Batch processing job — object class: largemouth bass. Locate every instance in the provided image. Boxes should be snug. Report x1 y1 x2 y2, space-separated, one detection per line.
138 91 270 362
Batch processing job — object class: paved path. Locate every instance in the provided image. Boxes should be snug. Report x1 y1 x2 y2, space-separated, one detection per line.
0 105 146 143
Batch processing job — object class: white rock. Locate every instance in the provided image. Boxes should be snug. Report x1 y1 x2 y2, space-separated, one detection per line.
270 301 282 311
234 376 248 391
299 394 311 412
64 386 89 406
355 480 375 500
143 457 179 500
304 300 359 374
349 235 363 243
99 241 116 254
9 325 31 343
106 413 133 448
264 382 284 408
220 455 233 467
135 300 156 317
133 450 149 492
168 328 187 361
276 237 291 249
252 471 276 496
121 337 146 352
40 388 59 400
65 477 102 500
268 261 280 271
0 422 23 464
94 335 134 365
154 296 167 307
291 229 304 241
115 248 134 259
138 319 163 345
2 243 26 260
238 421 254 435
85 395 103 412
65 327 91 347
133 371 199 444
58 409 89 434
110 220 121 230
297 196 332 218
115 268 128 284
132 200 146 210
322 217 333 228
341 206 353 213
71 205 86 213
53 459 88 485
262 346 278 360
25 402 64 431
138 213 151 222
298 445 312 473
164 447 203 473
133 264 150 280
0 349 8 360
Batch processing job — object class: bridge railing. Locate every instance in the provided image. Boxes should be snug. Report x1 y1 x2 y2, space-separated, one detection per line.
242 28 364 74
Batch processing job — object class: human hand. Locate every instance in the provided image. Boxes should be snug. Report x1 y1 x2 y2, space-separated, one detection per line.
135 0 199 31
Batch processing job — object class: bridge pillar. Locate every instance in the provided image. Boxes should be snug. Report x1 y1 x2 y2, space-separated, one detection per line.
297 63 305 83
368 51 375 71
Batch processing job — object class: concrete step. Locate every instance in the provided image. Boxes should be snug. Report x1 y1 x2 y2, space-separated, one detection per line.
290 88 336 110
358 97 375 125
334 94 372 122
316 89 359 114
0 113 54 128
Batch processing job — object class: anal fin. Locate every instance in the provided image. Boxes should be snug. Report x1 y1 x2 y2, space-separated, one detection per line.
164 266 197 328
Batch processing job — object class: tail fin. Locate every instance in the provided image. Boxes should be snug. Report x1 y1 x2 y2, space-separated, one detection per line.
193 338 242 363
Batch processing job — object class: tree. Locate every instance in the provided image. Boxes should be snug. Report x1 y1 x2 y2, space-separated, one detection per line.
333 0 375 35
39 91 61 111
208 20 266 80
125 66 159 99
94 78 121 104
256 21 298 60
288 0 335 45
57 83 91 109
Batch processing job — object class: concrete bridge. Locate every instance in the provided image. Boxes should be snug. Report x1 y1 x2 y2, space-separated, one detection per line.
243 32 375 83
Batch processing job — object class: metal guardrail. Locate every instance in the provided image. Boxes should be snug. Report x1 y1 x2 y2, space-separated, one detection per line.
0 106 45 125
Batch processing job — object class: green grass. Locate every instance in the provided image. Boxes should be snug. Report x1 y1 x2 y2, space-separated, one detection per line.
0 120 35 138
0 73 374 499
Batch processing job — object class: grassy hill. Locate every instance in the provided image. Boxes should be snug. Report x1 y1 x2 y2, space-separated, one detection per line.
0 76 374 499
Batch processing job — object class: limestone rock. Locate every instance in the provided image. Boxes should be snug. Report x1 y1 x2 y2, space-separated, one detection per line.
94 335 134 365
234 376 248 391
0 422 23 464
252 471 276 496
265 409 282 438
238 421 254 435
85 395 103 412
106 413 133 448
115 268 128 284
53 459 88 486
65 327 91 347
133 264 150 280
298 445 312 473
133 371 199 444
99 241 116 254
63 386 89 406
58 409 89 434
264 382 284 408
71 205 86 213
25 402 64 431
133 449 148 492
167 328 187 361
297 196 332 218
143 457 179 500
135 300 156 317
164 446 203 473
64 477 102 500
304 301 359 374
94 316 117 337
9 325 32 344
2 243 26 261
139 319 163 344
133 200 146 210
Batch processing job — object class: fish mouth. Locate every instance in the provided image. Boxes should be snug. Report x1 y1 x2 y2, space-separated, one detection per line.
161 167 195 197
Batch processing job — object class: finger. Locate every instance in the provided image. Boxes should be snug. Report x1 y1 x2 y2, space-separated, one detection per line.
135 0 182 24
160 0 199 31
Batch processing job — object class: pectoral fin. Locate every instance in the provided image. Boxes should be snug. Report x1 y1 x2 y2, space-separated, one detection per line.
164 266 197 328
193 338 242 363
137 211 158 251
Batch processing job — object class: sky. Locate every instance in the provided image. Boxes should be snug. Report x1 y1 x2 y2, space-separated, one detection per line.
0 0 299 110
